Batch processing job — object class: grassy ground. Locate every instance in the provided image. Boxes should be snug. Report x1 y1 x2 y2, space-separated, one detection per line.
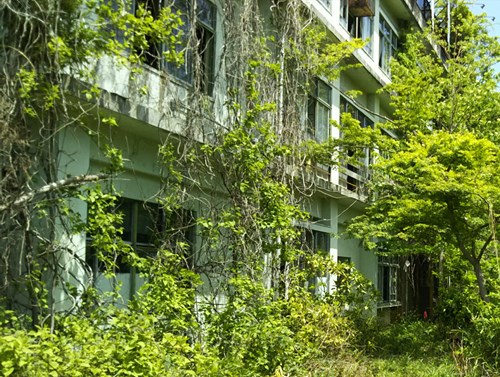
367 356 460 377
302 355 457 377
304 353 493 377
302 317 500 377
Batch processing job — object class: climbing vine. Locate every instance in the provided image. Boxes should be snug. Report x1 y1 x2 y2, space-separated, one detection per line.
0 0 379 375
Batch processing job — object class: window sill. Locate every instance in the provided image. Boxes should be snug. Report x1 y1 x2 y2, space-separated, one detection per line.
377 301 401 309
317 0 332 13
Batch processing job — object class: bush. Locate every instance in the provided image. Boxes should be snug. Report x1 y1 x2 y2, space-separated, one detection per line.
368 316 449 357
204 278 358 376
457 301 500 374
0 311 210 377
0 277 370 376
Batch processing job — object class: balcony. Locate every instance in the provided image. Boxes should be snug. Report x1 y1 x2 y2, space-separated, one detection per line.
348 0 374 17
339 161 369 197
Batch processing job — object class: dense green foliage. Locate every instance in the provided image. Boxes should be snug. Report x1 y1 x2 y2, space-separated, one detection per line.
2 0 500 375
348 0 500 371
0 268 375 376
0 0 378 376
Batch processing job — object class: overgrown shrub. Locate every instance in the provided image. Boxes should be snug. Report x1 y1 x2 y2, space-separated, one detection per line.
367 316 449 357
0 311 212 377
0 256 378 377
455 302 500 375
203 274 368 376
434 253 500 374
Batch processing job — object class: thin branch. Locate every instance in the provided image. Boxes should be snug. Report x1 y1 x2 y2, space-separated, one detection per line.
0 173 109 212
447 199 475 263
478 232 494 261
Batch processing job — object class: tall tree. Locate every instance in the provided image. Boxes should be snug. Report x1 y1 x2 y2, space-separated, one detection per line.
348 0 500 302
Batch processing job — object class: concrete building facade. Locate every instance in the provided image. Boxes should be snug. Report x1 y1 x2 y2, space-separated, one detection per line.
2 0 436 319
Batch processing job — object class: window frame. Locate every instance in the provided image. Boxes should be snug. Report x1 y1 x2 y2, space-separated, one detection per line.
86 198 162 276
134 0 217 96
339 96 373 193
377 256 400 305
194 0 216 95
348 15 373 55
307 78 332 143
300 227 331 293
318 0 331 12
86 198 198 276
340 0 374 55
336 256 352 293
379 15 398 75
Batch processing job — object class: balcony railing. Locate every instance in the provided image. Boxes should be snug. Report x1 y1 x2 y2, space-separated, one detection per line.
338 159 370 197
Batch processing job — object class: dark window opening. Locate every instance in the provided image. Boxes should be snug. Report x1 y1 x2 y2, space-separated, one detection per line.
348 15 373 54
195 22 215 95
300 228 330 292
135 0 217 96
86 199 197 275
339 96 373 193
378 256 399 304
86 199 162 275
135 0 162 69
163 208 197 270
336 256 352 293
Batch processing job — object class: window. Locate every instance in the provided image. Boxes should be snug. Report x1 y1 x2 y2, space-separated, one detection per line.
340 0 374 55
339 96 373 128
135 0 162 69
304 229 330 256
86 199 197 275
348 16 373 54
417 0 432 20
379 16 398 74
135 0 217 95
163 208 198 270
340 0 348 26
307 78 331 143
338 256 351 264
307 79 332 180
318 0 331 11
378 256 399 304
301 228 330 292
86 199 162 275
336 256 352 293
194 1 216 95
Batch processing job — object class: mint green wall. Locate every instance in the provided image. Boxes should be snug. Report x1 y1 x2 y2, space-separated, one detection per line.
337 204 378 288
52 126 91 311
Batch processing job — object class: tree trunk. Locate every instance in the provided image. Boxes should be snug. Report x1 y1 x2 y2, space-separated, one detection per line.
471 258 489 302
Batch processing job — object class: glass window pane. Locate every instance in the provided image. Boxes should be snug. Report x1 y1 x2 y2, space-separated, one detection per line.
307 96 316 135
379 16 398 73
170 0 188 11
315 231 330 253
316 104 330 142
319 0 331 11
197 0 215 29
165 10 191 81
136 204 158 244
317 80 331 103
340 0 348 27
361 17 373 53
118 200 134 242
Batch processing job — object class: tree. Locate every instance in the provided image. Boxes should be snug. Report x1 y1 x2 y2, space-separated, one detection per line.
348 0 500 302
349 131 500 301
